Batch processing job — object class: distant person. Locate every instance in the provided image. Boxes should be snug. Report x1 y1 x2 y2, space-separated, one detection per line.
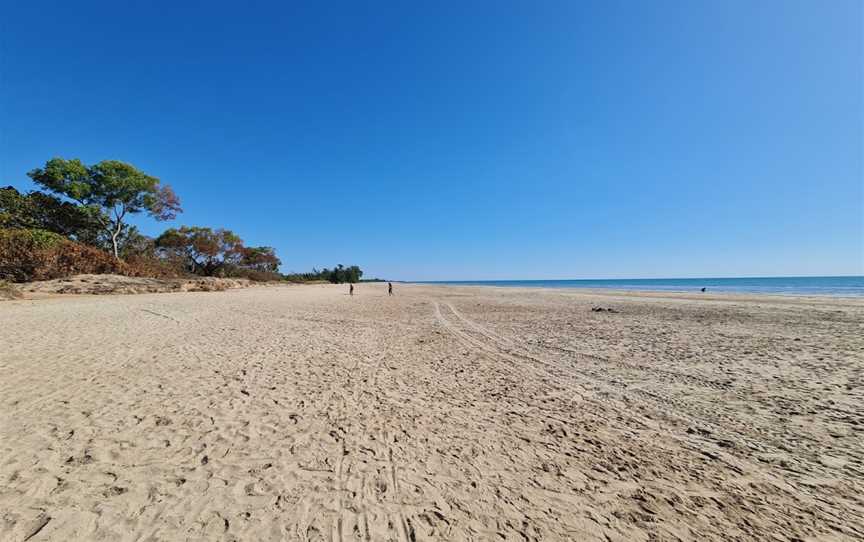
388 282 393 296
701 287 707 292
349 284 354 296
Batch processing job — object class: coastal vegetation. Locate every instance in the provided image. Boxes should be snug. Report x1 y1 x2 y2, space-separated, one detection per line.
1 157 365 285
27 158 181 259
282 265 363 284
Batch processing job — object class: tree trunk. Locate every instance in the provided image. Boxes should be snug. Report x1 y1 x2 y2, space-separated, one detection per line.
110 207 125 261
111 232 120 260
110 220 123 260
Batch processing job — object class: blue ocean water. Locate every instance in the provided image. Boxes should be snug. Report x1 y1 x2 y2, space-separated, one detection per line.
417 276 864 296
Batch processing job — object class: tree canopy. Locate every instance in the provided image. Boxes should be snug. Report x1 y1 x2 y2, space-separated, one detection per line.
283 264 363 283
0 186 104 244
28 158 181 258
240 246 281 273
155 226 244 276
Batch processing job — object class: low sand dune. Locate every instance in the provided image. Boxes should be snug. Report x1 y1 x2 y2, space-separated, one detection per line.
12 274 253 297
1 284 862 540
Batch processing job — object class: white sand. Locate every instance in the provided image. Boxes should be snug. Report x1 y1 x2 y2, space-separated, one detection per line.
1 283 862 541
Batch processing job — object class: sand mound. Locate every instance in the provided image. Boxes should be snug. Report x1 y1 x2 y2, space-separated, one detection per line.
15 274 252 296
0 280 22 300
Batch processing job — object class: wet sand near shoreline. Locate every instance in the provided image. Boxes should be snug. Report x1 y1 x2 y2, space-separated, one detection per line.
1 283 862 541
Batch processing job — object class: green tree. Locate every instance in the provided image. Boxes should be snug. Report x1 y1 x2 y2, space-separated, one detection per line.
323 264 363 283
331 264 345 283
27 158 181 259
155 226 243 276
240 246 281 272
0 186 105 243
281 265 363 283
346 265 363 283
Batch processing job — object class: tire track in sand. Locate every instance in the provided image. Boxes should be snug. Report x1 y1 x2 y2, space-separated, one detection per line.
432 298 864 537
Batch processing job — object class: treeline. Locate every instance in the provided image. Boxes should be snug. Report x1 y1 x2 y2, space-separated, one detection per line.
283 264 363 284
1 157 362 284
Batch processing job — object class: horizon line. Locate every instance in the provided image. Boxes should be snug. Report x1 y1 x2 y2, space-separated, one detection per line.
407 274 864 282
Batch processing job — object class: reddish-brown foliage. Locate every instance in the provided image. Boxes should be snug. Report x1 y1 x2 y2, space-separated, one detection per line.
123 254 188 279
0 228 188 282
39 241 123 280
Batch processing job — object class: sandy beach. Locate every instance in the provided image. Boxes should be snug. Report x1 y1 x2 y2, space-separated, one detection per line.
1 283 862 541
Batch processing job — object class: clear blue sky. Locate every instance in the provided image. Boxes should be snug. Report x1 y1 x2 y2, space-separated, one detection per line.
1 0 861 280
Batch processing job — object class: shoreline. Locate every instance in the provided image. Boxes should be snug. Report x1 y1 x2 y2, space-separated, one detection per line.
405 281 864 303
408 275 864 298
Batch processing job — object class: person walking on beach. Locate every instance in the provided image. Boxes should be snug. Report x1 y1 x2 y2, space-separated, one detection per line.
349 284 354 296
388 282 393 296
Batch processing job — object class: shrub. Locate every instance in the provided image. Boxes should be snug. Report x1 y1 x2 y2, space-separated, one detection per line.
220 264 282 282
1 229 72 282
123 254 189 279
0 228 194 282
1 228 66 249
1 229 124 282
41 240 125 279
